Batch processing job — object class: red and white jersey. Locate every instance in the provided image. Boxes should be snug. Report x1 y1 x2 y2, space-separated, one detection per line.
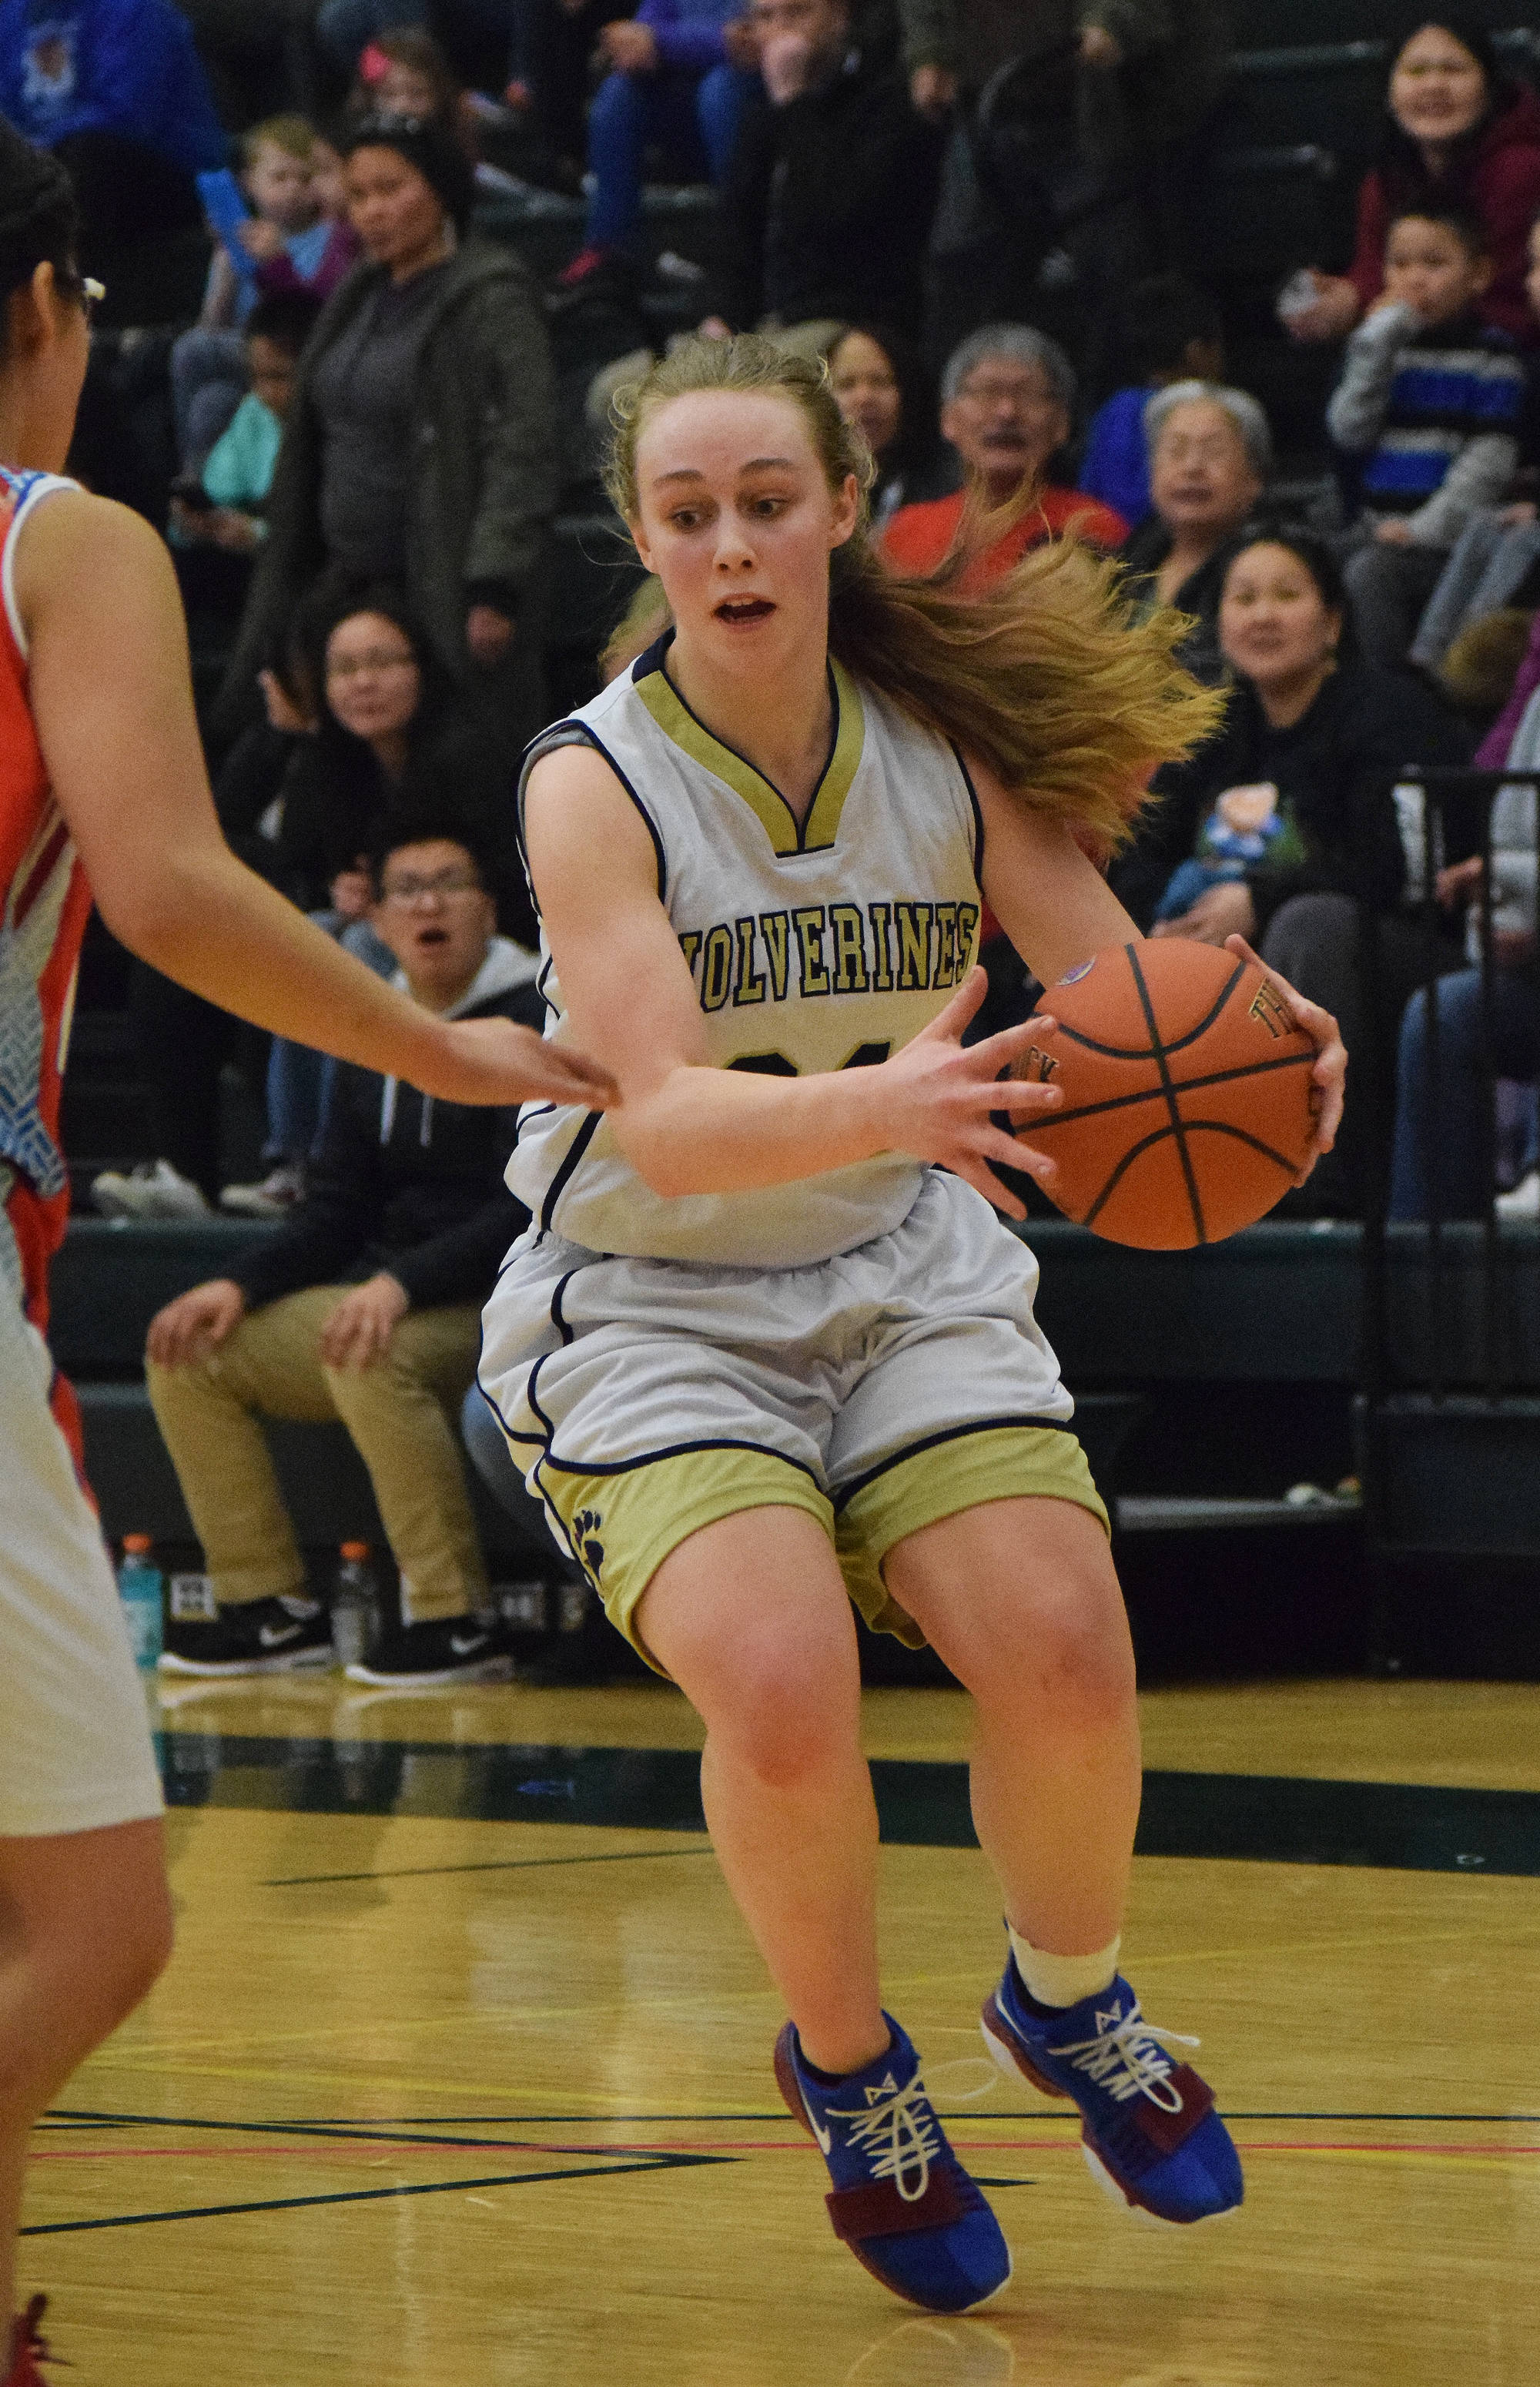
0 467 89 1356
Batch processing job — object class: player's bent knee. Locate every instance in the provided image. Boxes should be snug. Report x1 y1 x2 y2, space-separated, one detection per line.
705 1639 861 1791
1029 1606 1137 1734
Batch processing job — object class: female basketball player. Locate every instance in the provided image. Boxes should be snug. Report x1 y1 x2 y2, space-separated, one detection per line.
480 335 1346 2313
0 126 611 2383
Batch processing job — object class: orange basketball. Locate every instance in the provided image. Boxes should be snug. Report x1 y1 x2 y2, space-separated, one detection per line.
1012 940 1318 1249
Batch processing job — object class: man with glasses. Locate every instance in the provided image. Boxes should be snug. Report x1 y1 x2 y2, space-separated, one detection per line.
883 323 1126 586
144 831 540 1686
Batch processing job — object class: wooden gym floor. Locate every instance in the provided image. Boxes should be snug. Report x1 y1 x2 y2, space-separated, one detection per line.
22 1676 1540 2385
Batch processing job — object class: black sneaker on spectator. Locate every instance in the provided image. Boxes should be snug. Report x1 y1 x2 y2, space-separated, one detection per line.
92 1158 210 1220
343 1617 514 1689
159 1594 333 1676
219 1163 304 1219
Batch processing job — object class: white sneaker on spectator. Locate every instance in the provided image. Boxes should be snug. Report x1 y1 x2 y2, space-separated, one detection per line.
219 1163 304 1218
92 1158 210 1220
1495 1170 1540 1220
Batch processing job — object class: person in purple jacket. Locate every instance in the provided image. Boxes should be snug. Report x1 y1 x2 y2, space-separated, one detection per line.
559 0 758 286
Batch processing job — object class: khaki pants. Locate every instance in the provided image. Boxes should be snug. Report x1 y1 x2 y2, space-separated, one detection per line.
146 1290 487 1623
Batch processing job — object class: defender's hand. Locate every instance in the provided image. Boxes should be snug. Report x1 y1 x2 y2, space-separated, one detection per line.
413 1015 618 1111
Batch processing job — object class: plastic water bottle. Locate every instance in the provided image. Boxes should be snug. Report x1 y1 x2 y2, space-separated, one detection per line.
331 1542 379 1671
118 1535 164 1671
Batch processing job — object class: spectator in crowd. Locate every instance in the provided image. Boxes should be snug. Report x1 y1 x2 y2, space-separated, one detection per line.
176 293 320 551
0 0 226 322
317 1 521 79
172 115 330 470
1329 206 1527 670
882 324 1126 584
92 641 320 1224
1389 739 1539 1222
1410 209 1540 676
1119 529 1468 1207
1078 272 1226 531
506 0 632 179
175 1 330 131
169 290 322 675
1286 21 1540 350
1118 380 1270 683
145 829 537 1689
827 321 948 528
229 582 520 1217
214 111 558 760
900 0 1233 330
556 0 758 291
0 0 226 292
723 0 944 343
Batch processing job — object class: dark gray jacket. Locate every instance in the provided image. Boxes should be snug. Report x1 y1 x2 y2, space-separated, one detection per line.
215 237 558 752
898 0 1230 147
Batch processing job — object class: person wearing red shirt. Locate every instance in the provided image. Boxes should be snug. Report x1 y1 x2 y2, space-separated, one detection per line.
882 326 1126 1006
882 325 1127 587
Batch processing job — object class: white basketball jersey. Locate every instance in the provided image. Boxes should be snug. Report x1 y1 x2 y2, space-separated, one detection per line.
510 634 986 1267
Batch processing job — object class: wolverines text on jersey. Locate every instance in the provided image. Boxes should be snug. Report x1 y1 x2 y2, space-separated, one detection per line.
511 634 985 1268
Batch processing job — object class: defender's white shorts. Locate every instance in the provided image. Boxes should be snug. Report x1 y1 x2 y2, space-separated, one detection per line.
479 1170 1106 1672
1 1288 163 1836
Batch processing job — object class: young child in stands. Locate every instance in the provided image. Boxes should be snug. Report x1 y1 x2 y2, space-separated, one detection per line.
1078 276 1226 532
1330 206 1527 668
170 292 320 560
173 116 344 470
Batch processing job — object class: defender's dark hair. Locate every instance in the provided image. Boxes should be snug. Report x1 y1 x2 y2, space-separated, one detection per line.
0 119 83 354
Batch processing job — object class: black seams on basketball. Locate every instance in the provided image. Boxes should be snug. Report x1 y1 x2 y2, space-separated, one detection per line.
1009 940 1318 1250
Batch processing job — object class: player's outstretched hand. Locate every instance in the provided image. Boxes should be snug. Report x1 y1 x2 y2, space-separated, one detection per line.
880 966 1064 1220
1223 934 1345 1180
413 1017 618 1112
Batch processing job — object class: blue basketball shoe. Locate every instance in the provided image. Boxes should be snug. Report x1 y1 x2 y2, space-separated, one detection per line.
774 2014 1012 2311
980 1958 1243 2226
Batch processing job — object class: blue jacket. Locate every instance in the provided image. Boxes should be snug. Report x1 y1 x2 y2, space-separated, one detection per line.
0 2 226 179
1079 385 1153 529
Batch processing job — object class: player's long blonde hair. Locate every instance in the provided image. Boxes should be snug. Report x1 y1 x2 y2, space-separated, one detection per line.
605 335 1224 856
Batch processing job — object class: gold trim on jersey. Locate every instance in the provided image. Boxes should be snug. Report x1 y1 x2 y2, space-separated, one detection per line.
634 654 865 858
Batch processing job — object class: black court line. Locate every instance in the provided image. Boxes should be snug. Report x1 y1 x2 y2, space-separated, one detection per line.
264 1846 719 1888
22 2153 731 2238
159 1733 1540 1877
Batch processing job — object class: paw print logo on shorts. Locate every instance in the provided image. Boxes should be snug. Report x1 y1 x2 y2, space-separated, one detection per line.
572 1508 605 1585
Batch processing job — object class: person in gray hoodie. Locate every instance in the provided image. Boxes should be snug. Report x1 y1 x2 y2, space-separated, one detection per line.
144 830 542 1686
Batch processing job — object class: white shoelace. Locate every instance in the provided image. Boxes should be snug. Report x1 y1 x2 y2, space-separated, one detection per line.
825 2057 999 2205
1049 1998 1200 2114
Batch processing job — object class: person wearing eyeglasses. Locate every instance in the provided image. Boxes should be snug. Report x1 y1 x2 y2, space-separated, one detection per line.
881 323 1127 590
144 826 545 1689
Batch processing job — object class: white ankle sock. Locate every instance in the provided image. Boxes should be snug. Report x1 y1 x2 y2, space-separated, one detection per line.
1009 1929 1121 2012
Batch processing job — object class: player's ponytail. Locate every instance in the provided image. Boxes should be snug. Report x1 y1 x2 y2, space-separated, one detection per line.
0 119 82 357
605 335 1224 856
